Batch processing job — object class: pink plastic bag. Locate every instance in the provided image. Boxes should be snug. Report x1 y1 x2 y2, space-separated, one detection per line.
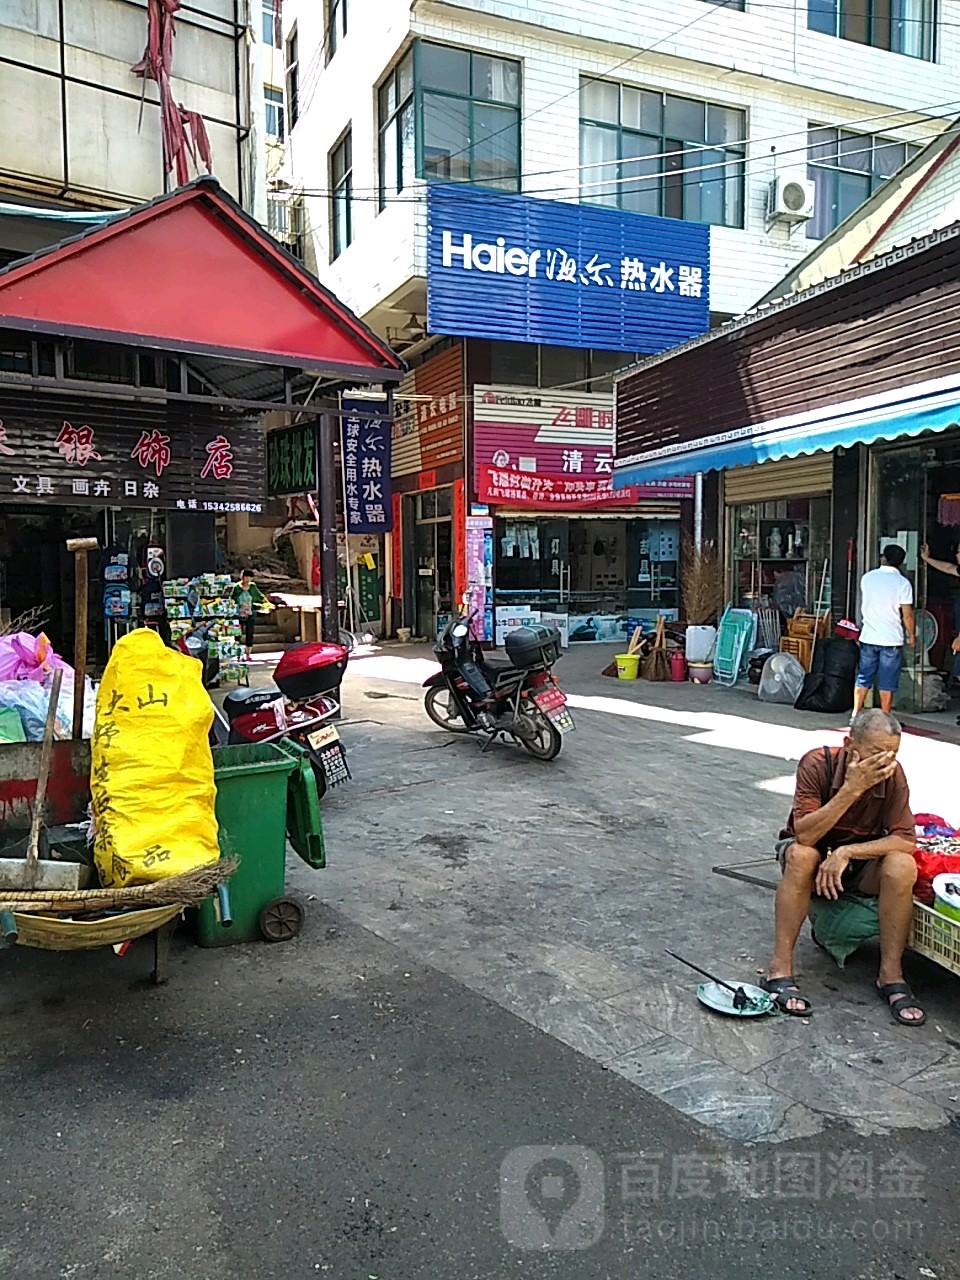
0 632 68 683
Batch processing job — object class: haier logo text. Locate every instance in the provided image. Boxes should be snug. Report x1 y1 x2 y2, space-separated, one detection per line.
441 231 541 278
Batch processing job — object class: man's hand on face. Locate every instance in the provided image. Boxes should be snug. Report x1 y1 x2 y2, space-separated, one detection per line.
842 748 898 797
816 850 850 901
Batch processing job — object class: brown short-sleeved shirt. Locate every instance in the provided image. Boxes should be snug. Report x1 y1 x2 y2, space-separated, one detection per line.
781 746 915 854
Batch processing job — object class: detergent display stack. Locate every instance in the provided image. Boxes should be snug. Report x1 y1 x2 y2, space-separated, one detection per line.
164 575 247 671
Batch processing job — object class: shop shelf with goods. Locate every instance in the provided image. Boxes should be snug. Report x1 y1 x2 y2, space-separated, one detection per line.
730 497 832 627
164 575 248 681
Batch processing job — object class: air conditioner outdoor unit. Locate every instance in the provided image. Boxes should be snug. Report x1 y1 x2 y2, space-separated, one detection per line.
768 173 816 223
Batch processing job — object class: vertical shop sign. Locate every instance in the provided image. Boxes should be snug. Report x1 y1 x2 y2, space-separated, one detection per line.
453 478 467 609
466 514 494 642
391 491 403 616
341 396 393 534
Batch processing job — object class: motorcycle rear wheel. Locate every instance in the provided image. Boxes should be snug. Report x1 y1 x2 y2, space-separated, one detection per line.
517 706 562 761
424 685 472 734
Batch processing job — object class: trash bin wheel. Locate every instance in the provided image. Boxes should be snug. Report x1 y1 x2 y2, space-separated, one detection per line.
259 897 305 943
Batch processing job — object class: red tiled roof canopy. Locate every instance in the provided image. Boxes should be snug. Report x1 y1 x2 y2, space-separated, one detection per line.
0 178 403 382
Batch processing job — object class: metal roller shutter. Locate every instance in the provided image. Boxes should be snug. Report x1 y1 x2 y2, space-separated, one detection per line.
722 454 833 504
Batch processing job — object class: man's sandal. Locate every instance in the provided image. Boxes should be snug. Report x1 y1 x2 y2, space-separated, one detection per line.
761 976 813 1016
877 982 927 1027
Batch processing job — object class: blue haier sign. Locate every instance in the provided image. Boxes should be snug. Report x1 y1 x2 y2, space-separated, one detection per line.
427 185 710 354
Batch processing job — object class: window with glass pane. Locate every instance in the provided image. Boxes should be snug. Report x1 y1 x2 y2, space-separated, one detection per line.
703 0 745 7
264 86 284 140
489 341 538 386
285 28 299 128
326 0 347 60
329 132 353 260
262 0 280 47
806 125 921 238
415 41 521 191
378 51 414 211
539 346 587 388
579 79 745 228
806 0 936 58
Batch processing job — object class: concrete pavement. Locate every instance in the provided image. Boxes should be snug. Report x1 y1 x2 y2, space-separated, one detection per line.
3 641 960 1276
1 912 955 1278
302 641 960 1149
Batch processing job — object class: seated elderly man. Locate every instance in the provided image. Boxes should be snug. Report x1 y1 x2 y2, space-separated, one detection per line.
764 708 924 1025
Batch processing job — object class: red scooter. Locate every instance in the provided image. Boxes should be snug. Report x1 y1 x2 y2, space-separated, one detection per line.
211 642 351 795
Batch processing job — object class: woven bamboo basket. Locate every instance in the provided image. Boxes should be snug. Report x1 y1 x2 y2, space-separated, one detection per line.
11 904 183 951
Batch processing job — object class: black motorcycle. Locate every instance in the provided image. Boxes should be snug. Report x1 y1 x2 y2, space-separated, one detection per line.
422 613 573 760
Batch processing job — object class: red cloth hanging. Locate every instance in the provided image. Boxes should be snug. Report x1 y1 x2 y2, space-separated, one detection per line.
131 0 213 184
938 494 960 526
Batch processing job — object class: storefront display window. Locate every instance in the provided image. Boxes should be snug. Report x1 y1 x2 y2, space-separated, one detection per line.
729 495 832 621
493 515 681 640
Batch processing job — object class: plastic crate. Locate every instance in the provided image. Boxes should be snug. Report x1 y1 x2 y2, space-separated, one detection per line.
910 900 960 976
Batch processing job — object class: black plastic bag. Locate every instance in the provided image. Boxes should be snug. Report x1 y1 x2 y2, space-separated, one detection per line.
795 671 854 714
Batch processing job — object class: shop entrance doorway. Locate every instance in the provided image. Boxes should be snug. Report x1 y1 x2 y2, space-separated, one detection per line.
872 440 960 713
0 506 103 654
409 487 454 638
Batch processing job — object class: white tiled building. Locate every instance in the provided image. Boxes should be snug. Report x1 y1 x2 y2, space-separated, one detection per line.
279 0 958 333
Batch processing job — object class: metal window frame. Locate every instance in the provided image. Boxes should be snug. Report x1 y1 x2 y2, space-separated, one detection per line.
413 39 522 194
329 129 354 260
376 50 415 211
286 26 300 128
326 0 348 62
806 124 924 238
261 0 281 47
264 85 285 141
808 0 937 60
578 81 746 229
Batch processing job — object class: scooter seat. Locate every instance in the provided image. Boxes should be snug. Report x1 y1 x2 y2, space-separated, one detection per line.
479 656 524 688
222 685 280 720
481 656 515 672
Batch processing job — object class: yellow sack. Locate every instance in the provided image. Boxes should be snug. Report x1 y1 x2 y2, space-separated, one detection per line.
92 628 219 887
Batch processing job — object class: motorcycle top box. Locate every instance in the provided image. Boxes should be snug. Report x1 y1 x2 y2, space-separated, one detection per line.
274 642 349 700
504 623 562 670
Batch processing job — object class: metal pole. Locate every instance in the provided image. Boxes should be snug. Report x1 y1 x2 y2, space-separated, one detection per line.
694 472 704 553
318 413 340 643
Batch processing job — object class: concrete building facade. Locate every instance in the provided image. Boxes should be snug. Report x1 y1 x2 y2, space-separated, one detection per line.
277 0 960 640
1 0 256 219
282 0 959 330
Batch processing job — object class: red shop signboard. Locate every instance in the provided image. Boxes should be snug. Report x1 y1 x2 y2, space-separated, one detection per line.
473 385 693 508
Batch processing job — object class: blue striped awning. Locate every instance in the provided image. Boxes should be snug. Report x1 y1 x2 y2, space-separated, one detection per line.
613 385 960 488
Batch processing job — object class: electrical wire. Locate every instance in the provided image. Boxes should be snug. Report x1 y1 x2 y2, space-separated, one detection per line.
285 99 958 203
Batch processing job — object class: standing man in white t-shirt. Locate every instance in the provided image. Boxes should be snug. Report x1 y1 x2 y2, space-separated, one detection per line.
852 545 916 718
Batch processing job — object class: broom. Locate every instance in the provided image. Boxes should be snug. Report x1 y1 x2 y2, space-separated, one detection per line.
641 616 671 681
602 626 644 677
0 858 237 915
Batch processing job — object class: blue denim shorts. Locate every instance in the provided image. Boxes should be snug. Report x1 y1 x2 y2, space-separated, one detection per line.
856 643 903 694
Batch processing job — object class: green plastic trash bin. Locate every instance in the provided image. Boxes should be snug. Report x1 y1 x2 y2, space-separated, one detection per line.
277 738 325 870
197 743 298 947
